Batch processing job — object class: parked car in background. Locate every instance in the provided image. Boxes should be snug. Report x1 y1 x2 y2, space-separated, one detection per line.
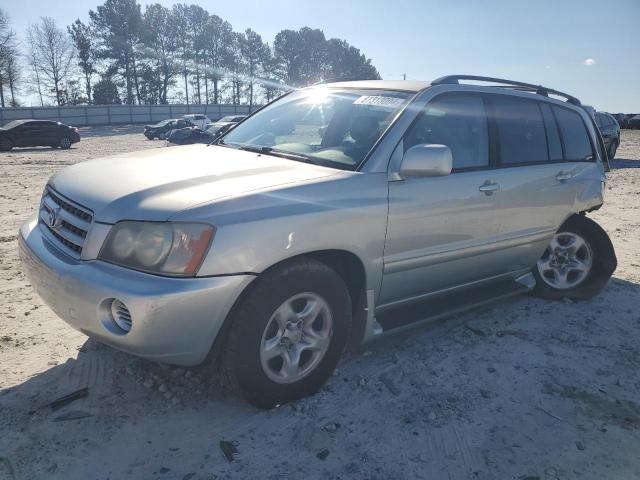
166 119 242 146
143 118 194 140
613 113 628 128
206 115 246 136
629 115 640 130
182 114 212 129
594 111 621 160
0 119 80 151
20 76 616 408
166 126 214 146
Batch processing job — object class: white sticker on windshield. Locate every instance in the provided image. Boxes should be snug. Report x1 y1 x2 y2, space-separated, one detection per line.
353 96 405 108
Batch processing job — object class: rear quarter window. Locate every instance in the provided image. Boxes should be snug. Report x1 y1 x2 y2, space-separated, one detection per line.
553 107 594 161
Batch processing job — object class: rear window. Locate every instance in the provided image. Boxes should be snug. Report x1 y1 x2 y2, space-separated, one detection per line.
492 96 548 164
553 107 593 161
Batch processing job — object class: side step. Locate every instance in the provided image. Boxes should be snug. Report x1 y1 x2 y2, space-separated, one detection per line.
376 277 532 335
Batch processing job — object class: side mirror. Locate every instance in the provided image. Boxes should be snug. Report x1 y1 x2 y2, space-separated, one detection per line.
400 144 453 178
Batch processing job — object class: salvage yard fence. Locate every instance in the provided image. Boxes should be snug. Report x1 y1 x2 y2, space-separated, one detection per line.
0 104 262 127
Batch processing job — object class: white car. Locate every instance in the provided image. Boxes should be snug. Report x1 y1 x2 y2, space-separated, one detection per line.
182 114 211 129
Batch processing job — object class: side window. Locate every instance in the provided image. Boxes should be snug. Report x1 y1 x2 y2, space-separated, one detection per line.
595 114 605 129
492 96 548 165
553 107 594 161
540 104 563 161
404 94 489 170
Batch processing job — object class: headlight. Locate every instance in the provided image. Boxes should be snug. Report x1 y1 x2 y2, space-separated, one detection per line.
99 222 215 276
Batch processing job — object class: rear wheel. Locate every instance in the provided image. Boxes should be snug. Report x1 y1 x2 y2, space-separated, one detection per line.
58 137 72 149
0 138 12 151
534 215 616 300
223 258 352 409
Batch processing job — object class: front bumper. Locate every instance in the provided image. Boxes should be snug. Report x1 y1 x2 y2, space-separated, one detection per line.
19 215 254 366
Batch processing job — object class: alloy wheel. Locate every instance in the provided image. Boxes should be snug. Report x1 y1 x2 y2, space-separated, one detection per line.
259 292 333 384
537 232 593 290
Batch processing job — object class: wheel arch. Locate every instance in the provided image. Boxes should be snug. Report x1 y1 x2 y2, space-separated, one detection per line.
206 249 368 363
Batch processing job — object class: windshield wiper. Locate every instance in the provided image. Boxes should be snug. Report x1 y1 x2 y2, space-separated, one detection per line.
236 145 321 165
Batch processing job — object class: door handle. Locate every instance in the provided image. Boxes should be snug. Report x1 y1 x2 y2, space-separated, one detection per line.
478 181 500 195
556 172 573 182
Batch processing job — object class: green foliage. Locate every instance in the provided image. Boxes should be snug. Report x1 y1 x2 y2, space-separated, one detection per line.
92 77 121 104
2 2 383 106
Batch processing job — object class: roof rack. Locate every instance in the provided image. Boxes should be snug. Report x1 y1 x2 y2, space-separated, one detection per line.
431 75 581 106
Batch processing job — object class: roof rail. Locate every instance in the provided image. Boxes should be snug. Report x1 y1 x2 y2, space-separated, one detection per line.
431 75 581 106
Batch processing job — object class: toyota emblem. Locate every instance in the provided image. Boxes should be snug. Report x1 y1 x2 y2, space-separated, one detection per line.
46 207 62 229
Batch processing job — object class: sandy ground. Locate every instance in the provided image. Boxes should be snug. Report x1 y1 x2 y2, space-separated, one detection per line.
0 127 639 480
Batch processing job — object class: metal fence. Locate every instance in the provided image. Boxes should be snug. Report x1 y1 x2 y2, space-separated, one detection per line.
0 104 261 127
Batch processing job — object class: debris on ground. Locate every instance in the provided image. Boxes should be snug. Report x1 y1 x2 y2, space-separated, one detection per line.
219 440 238 463
48 387 89 410
53 410 93 422
465 324 487 336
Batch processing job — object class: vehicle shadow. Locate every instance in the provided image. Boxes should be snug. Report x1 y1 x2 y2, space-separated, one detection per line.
610 157 640 169
1 276 640 479
1 147 74 153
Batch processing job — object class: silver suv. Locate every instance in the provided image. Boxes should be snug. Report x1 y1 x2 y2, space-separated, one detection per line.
19 75 617 408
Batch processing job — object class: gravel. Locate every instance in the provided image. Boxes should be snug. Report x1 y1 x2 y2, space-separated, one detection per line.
0 127 639 479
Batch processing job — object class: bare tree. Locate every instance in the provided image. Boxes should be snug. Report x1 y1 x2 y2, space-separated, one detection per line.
28 17 75 106
25 25 45 106
0 8 18 107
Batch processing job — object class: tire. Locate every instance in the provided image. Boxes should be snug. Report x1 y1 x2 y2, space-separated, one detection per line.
533 215 617 300
608 140 618 161
0 138 12 151
58 137 72 149
223 258 352 409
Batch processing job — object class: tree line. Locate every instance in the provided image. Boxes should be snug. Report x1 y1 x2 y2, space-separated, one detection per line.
0 1 381 108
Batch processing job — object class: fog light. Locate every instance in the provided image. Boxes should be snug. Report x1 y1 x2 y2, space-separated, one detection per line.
110 299 132 333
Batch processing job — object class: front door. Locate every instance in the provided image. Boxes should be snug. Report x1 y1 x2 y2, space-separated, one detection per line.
381 93 504 306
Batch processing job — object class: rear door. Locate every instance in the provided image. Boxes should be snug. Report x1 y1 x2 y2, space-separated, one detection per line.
381 93 504 305
487 96 596 272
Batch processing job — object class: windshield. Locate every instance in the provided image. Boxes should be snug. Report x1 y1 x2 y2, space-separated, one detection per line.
221 88 411 170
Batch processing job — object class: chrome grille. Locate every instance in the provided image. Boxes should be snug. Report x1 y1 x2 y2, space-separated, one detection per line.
39 186 93 258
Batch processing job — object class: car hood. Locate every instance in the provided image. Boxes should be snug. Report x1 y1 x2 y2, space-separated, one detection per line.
49 144 341 223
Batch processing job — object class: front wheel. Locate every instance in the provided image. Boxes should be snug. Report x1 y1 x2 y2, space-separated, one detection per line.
58 137 72 149
223 258 352 409
533 215 616 300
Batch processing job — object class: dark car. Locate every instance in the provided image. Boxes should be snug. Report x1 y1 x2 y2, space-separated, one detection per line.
206 115 246 137
629 115 640 130
0 119 80 151
166 126 214 145
143 118 194 140
594 112 621 160
166 117 245 146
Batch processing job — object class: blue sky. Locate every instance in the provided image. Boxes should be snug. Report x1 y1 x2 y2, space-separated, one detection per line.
6 0 640 111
